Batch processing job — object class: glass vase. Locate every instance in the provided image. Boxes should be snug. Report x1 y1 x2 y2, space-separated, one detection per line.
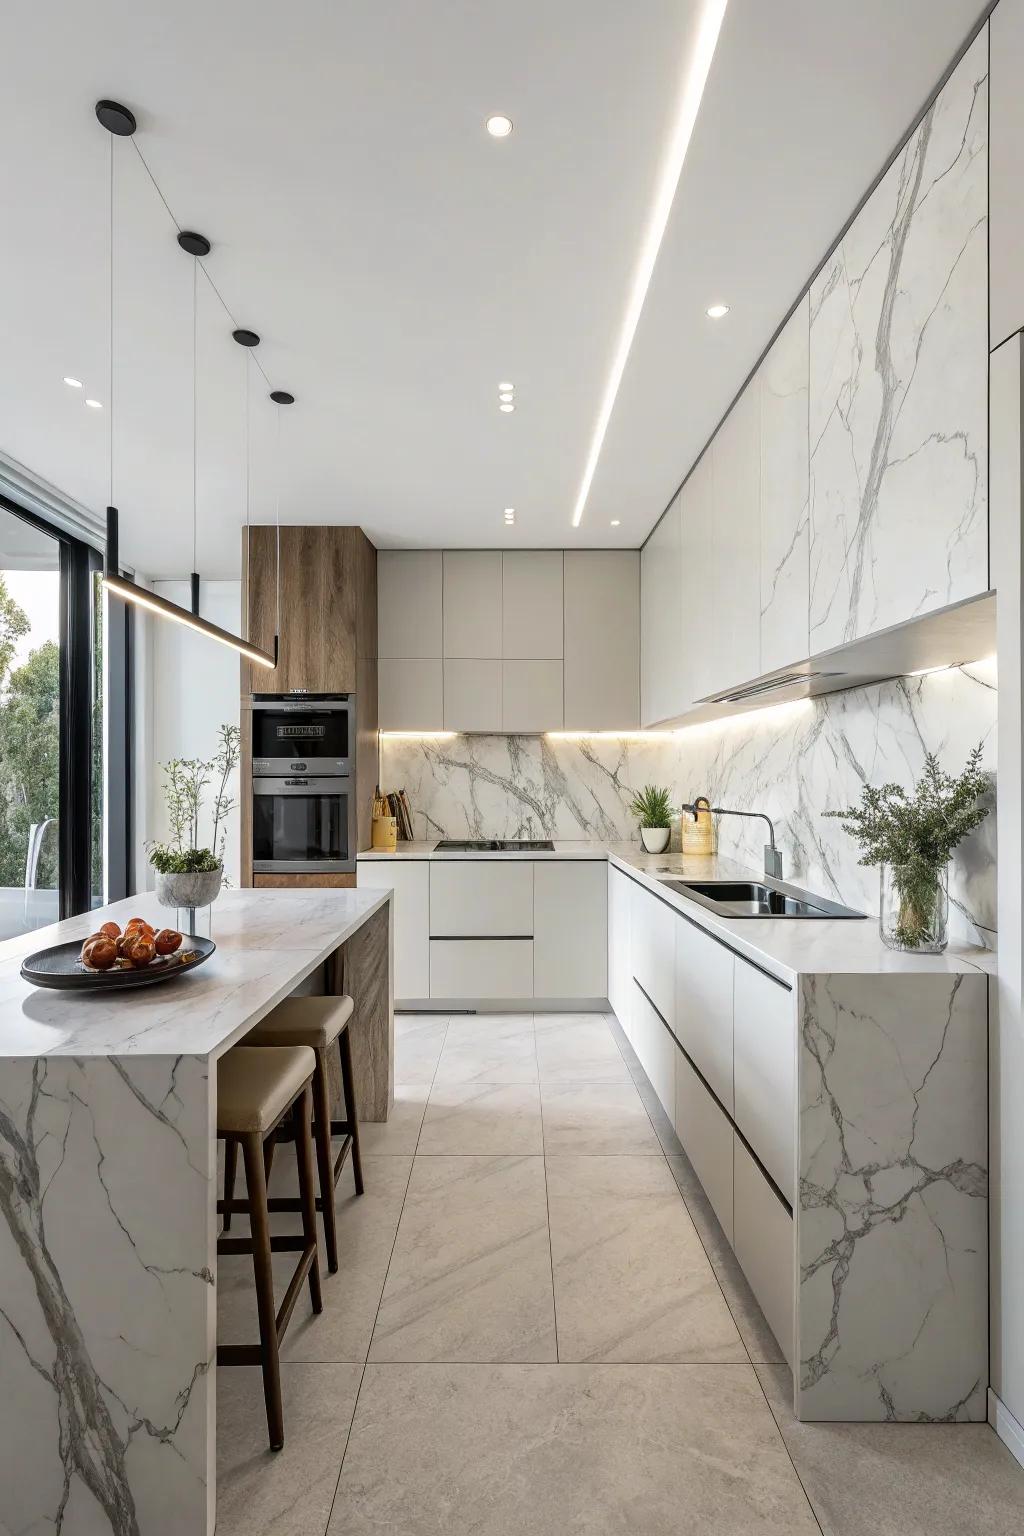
879 862 949 953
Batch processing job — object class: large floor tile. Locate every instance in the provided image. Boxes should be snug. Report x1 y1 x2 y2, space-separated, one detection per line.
394 1015 450 1083
359 1084 429 1155
418 1080 543 1155
433 1018 538 1084
219 1155 410 1364
327 1363 818 1535
540 1081 662 1154
544 1153 678 1198
368 1155 556 1362
756 1364 1024 1535
549 1189 747 1363
534 1018 632 1083
217 1362 361 1536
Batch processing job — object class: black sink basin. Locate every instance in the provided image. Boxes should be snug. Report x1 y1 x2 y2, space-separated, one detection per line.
664 878 864 919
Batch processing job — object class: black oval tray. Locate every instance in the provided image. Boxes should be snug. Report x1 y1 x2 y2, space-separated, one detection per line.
21 934 216 991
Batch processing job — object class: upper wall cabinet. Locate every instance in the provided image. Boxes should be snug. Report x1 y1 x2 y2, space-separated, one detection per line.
991 0 1024 350
503 552 563 659
710 384 761 696
378 551 442 659
808 31 988 653
681 449 714 707
564 551 639 729
759 297 810 675
640 495 683 726
444 552 502 658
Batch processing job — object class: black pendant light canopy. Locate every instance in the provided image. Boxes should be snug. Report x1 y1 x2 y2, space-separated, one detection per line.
270 390 294 405
95 99 137 136
232 328 260 348
177 230 211 256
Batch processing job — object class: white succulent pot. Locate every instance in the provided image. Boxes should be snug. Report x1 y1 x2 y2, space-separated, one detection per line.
640 826 670 854
155 866 223 912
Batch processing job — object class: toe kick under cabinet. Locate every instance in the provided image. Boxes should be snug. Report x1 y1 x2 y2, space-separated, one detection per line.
610 864 989 1425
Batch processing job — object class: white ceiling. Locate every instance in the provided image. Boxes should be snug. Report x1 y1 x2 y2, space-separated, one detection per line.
0 0 986 577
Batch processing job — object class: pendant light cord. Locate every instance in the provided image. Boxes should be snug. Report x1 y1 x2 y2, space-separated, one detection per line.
276 403 282 641
192 255 198 576
109 133 114 509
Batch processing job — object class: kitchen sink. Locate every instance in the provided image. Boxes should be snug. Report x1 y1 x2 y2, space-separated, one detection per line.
663 877 864 919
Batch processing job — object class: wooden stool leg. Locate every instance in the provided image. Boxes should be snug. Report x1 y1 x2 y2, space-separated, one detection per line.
293 1085 323 1314
312 1048 340 1273
223 1138 238 1231
242 1131 284 1451
339 1029 364 1196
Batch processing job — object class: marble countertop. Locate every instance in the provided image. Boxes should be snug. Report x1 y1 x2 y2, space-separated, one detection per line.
357 839 994 983
0 887 390 1059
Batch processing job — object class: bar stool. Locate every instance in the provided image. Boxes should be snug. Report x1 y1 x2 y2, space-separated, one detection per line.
216 1044 323 1451
234 995 363 1274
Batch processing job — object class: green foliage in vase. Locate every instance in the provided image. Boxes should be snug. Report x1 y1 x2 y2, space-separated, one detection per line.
628 783 673 829
148 723 241 877
148 845 222 875
823 744 990 948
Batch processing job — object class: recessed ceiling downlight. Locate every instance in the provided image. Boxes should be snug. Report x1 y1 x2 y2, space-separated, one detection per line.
499 402 515 413
63 376 83 388
498 381 514 391
85 398 103 409
611 519 621 527
486 115 513 138
706 303 730 319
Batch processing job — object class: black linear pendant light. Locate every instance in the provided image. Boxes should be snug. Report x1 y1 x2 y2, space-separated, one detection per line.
96 98 279 670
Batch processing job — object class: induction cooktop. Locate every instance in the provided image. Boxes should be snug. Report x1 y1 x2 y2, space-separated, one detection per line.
434 839 555 852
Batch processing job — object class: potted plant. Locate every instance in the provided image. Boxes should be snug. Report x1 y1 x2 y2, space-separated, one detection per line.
823 744 989 952
149 724 240 914
629 783 673 855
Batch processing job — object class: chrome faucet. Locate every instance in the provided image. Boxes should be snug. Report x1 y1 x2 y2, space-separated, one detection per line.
681 799 783 881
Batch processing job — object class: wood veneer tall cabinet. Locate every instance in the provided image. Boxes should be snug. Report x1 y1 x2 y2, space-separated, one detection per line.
240 524 378 881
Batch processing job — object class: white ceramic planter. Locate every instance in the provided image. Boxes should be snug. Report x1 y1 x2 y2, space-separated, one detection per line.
154 866 223 911
640 827 670 854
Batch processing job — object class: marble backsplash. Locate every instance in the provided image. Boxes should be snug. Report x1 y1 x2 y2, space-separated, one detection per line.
379 658 997 947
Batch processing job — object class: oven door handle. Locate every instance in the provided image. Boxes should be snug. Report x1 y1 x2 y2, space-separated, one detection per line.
252 777 348 795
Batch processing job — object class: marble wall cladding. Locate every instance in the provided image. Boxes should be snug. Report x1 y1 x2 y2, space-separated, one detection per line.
808 30 988 652
0 1055 215 1535
796 972 989 1421
380 656 997 947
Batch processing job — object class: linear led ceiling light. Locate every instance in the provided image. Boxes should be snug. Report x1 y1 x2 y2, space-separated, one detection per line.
571 0 728 527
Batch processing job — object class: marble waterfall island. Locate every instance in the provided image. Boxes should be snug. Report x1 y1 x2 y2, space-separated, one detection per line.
0 887 393 1536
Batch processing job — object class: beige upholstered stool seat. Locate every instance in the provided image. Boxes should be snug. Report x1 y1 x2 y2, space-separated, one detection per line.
246 994 354 1051
217 1045 316 1135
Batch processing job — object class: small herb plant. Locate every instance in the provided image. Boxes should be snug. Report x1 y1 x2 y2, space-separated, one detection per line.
628 784 673 830
823 745 990 947
148 724 240 877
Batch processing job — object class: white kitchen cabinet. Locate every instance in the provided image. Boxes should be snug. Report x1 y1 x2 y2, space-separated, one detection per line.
991 0 1024 349
443 551 502 658
632 982 676 1121
533 861 607 998
607 865 633 1034
733 1136 794 1366
378 658 443 730
378 551 443 659
733 962 796 1199
674 1046 734 1244
501 659 563 732
680 451 714 706
502 552 563 659
640 494 684 726
429 860 533 936
711 384 761 696
443 659 501 732
675 917 734 1113
630 881 676 1029
563 551 639 729
759 298 810 675
356 860 429 999
429 938 533 999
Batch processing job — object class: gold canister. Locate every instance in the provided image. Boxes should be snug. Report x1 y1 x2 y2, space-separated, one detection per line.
681 795 716 856
371 815 398 852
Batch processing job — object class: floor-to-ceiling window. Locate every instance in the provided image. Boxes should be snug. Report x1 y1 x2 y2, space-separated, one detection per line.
0 497 127 938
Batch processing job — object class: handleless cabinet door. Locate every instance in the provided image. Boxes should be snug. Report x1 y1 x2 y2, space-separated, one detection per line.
533 861 607 998
443 552 502 658
632 982 676 1121
629 882 675 1030
378 551 442 659
607 865 633 1034
379 659 443 730
732 962 796 1200
680 453 714 706
429 861 534 937
641 496 683 726
356 861 429 999
443 659 501 732
674 1045 733 1243
563 551 639 729
501 660 563 732
674 917 734 1113
991 0 1024 350
502 552 563 658
733 1137 794 1366
711 385 761 696
759 298 810 675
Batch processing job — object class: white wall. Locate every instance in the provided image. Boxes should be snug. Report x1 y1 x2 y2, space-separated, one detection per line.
134 579 243 889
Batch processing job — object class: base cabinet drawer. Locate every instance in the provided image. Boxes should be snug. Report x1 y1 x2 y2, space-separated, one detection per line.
733 963 795 1200
674 1047 733 1244
733 1136 794 1367
608 866 633 1032
631 883 676 1027
429 862 533 937
631 983 675 1121
429 939 533 999
675 918 734 1113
